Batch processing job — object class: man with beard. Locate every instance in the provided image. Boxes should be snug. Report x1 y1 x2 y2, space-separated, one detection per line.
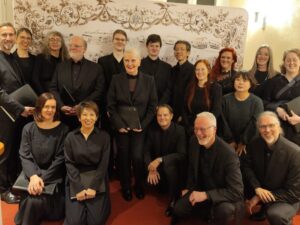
0 22 33 203
171 112 244 225
50 35 104 130
242 111 300 225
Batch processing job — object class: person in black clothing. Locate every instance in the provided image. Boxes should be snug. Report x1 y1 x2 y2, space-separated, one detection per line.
107 48 158 201
14 93 68 225
145 104 186 216
242 111 300 225
221 72 263 156
0 22 34 204
97 29 127 177
171 40 194 122
32 31 69 94
13 28 36 89
183 59 222 137
211 47 237 95
263 48 300 145
50 35 104 130
248 45 279 97
64 101 111 225
140 34 172 104
171 112 244 225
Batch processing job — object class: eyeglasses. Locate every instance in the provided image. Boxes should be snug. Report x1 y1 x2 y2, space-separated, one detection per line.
258 123 277 130
194 126 215 133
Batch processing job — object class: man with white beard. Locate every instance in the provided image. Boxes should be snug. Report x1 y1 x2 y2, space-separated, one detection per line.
171 112 244 225
243 111 300 225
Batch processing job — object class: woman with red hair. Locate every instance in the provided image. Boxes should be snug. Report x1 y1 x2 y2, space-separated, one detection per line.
183 59 222 137
211 47 237 95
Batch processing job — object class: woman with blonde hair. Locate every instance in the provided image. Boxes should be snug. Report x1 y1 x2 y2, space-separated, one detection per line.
248 45 279 97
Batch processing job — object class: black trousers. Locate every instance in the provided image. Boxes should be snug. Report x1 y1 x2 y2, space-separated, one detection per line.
14 191 65 225
173 191 244 225
116 130 145 190
265 201 300 225
156 160 182 201
65 181 111 225
0 112 25 192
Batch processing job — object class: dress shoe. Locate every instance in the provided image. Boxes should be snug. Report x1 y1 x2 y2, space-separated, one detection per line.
249 209 266 221
134 187 145 199
1 190 20 204
165 200 176 217
121 189 132 201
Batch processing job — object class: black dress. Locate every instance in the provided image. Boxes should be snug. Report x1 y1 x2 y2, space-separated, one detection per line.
182 82 222 136
12 51 36 89
14 122 68 225
64 127 111 225
32 54 61 94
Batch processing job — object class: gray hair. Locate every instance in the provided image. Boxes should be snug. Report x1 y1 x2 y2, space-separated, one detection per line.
69 35 87 50
124 47 141 59
196 111 217 127
256 111 280 128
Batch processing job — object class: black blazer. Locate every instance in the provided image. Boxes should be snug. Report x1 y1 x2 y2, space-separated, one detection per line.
243 135 300 204
107 72 158 130
140 57 172 104
187 136 244 203
49 58 105 108
144 122 186 166
0 52 24 117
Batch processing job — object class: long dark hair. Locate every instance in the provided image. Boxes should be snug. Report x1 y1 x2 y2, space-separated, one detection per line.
186 59 212 112
211 47 237 81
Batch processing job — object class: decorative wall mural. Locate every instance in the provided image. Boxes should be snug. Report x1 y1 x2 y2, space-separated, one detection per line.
13 0 248 67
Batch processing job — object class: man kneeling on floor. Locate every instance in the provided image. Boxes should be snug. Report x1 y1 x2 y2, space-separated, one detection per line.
242 111 300 225
171 112 244 225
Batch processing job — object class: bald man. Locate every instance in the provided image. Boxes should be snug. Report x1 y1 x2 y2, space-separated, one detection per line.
50 35 105 130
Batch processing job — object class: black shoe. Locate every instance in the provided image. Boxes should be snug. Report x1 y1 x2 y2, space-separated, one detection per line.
135 187 145 199
165 200 176 217
1 190 20 204
121 189 132 201
249 209 266 221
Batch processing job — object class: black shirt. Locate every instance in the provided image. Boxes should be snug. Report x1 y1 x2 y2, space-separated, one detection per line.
32 54 61 94
19 122 68 183
217 70 236 95
171 60 194 120
13 51 35 85
198 144 217 191
64 127 110 193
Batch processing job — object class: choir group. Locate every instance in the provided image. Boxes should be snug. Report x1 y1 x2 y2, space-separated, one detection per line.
0 21 300 225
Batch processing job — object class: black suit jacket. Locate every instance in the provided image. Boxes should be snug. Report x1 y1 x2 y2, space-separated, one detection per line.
140 57 172 104
187 136 244 203
243 135 300 204
0 51 24 118
144 122 186 166
49 58 105 108
107 72 158 130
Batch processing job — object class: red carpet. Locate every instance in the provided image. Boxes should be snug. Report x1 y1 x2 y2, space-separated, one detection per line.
2 179 300 225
